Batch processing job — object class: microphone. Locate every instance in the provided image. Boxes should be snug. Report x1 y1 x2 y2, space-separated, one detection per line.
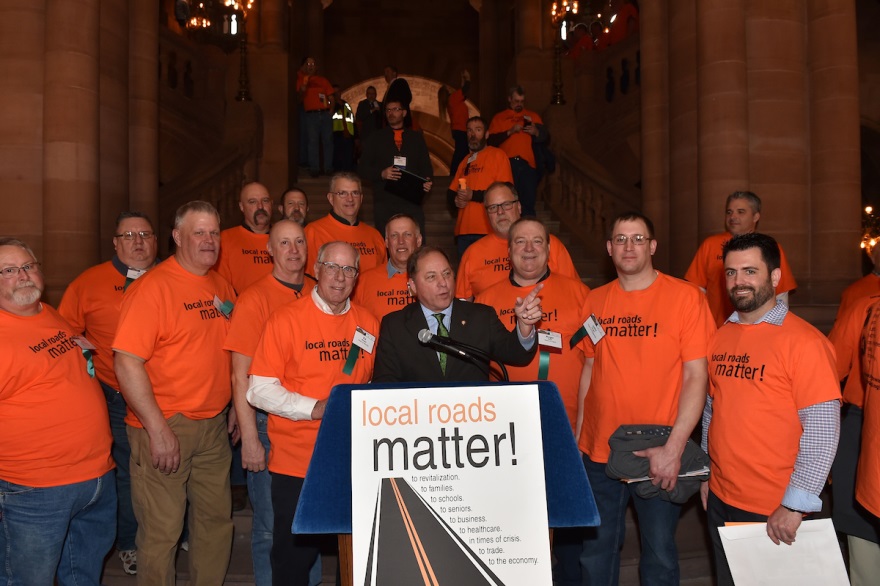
418 329 469 358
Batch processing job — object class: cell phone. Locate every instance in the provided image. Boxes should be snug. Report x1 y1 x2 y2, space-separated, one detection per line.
523 119 532 127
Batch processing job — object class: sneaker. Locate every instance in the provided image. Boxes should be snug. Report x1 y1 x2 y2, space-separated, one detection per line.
118 549 137 575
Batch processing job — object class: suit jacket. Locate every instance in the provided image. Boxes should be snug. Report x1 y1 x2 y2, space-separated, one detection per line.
372 299 536 383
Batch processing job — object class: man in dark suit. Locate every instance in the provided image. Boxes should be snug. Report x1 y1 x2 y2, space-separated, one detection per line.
373 246 543 382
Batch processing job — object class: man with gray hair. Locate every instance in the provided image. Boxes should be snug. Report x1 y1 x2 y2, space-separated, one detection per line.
0 237 115 585
114 201 237 584
58 211 159 575
248 240 379 585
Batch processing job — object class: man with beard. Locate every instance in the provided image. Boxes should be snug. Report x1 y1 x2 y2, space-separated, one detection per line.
58 211 159 575
113 201 237 584
448 117 514 256
456 182 577 299
700 233 840 586
215 182 274 293
487 86 548 217
575 212 715 586
224 220 316 586
247 241 378 585
0 238 115 585
352 213 422 320
685 190 798 327
278 187 309 226
359 100 433 236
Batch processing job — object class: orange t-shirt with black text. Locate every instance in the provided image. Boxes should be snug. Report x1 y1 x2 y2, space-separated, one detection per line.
857 298 880 516
113 256 236 427
450 146 514 236
224 272 317 358
455 232 579 298
0 305 114 487
214 225 272 294
707 314 840 516
576 272 715 462
249 296 378 477
58 260 131 389
487 108 543 167
476 272 590 429
352 266 414 321
828 293 879 408
685 232 798 327
837 273 880 322
304 214 387 274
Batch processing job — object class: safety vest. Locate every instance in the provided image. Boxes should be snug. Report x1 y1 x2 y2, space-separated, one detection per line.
332 102 355 136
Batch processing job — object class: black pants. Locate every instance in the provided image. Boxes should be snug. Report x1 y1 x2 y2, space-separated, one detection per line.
271 473 321 586
706 490 770 586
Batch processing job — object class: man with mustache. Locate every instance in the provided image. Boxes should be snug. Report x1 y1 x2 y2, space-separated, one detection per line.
215 181 274 293
114 201 237 584
58 211 159 576
0 237 115 585
701 232 840 586
278 187 309 226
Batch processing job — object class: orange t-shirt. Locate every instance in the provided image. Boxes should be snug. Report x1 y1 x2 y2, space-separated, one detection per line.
606 2 639 46
576 272 715 463
828 294 880 408
487 108 543 168
58 259 139 389
0 305 114 487
476 273 590 429
684 232 798 327
351 266 414 321
837 273 880 322
297 72 333 111
214 225 272 294
249 296 378 477
857 298 880 516
454 233 579 299
450 146 514 236
707 313 841 516
304 214 387 274
113 256 236 427
223 272 317 358
447 88 469 132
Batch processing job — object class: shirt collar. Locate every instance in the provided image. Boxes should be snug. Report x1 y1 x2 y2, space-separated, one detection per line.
330 210 358 227
275 276 304 293
386 259 405 279
311 286 350 315
420 302 453 330
509 267 551 287
111 255 156 278
726 299 788 326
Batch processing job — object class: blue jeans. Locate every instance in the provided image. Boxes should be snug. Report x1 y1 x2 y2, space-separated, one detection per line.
101 381 138 551
510 156 539 217
0 469 116 586
580 455 681 586
303 110 333 174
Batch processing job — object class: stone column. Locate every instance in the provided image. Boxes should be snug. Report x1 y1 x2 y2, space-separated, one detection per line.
0 2 46 255
43 0 100 302
516 0 541 51
695 0 749 237
129 0 159 227
808 0 861 303
261 0 285 48
639 0 670 271
667 0 699 276
100 0 129 259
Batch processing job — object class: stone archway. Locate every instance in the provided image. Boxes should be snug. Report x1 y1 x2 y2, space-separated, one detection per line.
342 75 479 177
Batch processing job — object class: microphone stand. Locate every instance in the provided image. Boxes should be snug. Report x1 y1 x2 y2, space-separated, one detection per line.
421 331 510 382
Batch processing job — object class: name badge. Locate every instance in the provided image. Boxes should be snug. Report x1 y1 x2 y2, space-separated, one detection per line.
393 156 407 168
467 152 478 164
72 335 97 351
538 329 562 351
353 326 376 354
126 268 147 281
213 295 234 319
584 314 605 344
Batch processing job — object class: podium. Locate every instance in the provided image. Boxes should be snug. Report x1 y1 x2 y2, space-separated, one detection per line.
293 381 599 585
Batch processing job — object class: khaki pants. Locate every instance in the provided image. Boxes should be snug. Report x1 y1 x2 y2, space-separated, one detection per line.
128 412 233 585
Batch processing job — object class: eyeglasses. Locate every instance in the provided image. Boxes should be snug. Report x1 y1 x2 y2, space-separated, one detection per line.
385 107 404 113
611 234 652 246
331 190 362 198
318 261 359 279
0 262 41 279
115 231 155 240
485 199 519 214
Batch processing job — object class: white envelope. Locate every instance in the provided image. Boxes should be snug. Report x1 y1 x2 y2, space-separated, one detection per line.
718 518 848 585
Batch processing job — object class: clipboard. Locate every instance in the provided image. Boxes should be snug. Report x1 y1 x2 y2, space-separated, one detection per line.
384 166 429 205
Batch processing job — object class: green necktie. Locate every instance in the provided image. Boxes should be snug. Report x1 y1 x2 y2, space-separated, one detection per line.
433 313 449 375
